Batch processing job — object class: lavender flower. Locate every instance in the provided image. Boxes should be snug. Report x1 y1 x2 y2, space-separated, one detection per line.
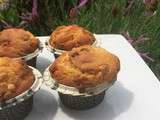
143 0 158 16
32 0 38 18
122 32 154 62
139 52 155 62
143 0 157 5
123 0 135 15
76 0 89 9
122 31 134 44
20 0 38 23
69 0 89 22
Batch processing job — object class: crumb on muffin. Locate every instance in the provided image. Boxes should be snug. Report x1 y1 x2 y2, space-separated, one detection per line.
0 57 35 102
49 25 96 51
0 28 39 57
49 45 120 89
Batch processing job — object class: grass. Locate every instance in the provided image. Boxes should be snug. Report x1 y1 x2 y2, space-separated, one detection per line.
0 0 160 79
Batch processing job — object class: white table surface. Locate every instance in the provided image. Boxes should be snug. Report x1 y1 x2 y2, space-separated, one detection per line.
25 35 160 120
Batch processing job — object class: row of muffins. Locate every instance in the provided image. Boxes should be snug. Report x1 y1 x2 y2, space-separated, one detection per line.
0 25 120 119
0 25 96 58
0 25 98 102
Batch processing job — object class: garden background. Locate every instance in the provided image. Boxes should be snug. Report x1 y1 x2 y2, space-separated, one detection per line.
0 0 160 79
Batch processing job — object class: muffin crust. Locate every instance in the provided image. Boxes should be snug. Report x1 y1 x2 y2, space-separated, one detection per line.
0 57 35 102
0 28 39 57
49 25 96 51
50 45 120 89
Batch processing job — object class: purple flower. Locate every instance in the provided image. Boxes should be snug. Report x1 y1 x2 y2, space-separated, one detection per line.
68 0 90 21
123 0 135 15
32 0 38 18
132 34 149 46
122 31 134 44
143 0 157 5
139 52 154 62
122 32 154 62
143 0 158 16
76 0 89 9
20 0 38 23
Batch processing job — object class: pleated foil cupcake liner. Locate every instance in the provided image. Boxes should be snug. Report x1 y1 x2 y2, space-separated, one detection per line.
0 66 43 120
19 41 43 67
0 96 33 120
59 91 105 110
44 66 116 110
46 34 101 58
44 66 116 96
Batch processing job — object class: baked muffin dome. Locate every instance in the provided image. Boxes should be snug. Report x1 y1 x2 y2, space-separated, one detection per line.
0 28 39 57
49 25 96 51
0 57 35 102
49 45 120 89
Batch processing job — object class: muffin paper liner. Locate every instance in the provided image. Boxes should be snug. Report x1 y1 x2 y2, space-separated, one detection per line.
59 91 105 110
44 66 116 109
0 96 33 120
43 66 116 96
46 34 101 58
0 66 43 110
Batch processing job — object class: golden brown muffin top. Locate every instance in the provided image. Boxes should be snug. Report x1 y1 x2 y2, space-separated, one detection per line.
50 45 120 89
49 25 96 51
0 28 39 57
0 57 35 102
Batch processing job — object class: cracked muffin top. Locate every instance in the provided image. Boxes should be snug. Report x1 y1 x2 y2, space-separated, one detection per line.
0 57 35 102
49 25 96 51
0 28 39 58
49 45 120 89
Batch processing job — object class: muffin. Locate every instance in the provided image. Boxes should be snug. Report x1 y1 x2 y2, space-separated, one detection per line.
0 28 40 67
0 57 43 120
48 25 96 58
47 45 120 110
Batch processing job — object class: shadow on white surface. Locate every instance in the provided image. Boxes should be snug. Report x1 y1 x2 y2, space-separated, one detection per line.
25 88 58 120
36 56 53 73
60 82 133 120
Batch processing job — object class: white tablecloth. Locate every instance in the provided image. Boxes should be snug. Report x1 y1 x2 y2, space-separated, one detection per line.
25 35 160 120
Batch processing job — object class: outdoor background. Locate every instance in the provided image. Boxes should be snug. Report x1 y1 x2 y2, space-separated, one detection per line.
0 0 160 79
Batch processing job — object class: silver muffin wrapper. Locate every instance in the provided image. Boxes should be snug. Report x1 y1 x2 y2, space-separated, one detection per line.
44 66 116 110
0 66 43 120
18 41 43 67
58 91 106 110
0 96 33 120
46 34 101 59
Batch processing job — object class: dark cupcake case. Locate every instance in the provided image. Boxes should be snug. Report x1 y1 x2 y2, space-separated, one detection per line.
59 91 105 110
0 96 33 120
44 67 116 110
0 66 43 120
